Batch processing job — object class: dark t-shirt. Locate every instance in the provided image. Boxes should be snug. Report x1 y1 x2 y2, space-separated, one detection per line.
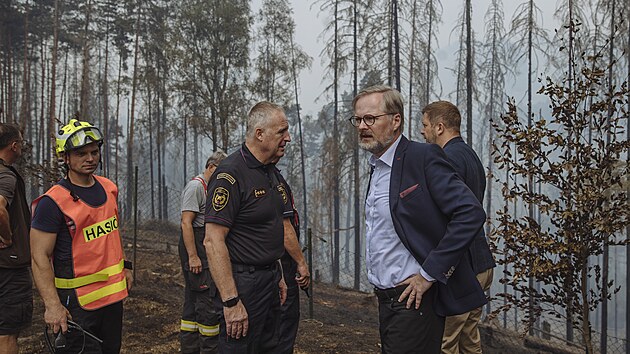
31 178 107 264
205 143 292 266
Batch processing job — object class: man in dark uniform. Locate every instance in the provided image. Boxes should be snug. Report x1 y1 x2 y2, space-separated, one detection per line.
421 101 496 354
277 177 301 354
204 101 310 353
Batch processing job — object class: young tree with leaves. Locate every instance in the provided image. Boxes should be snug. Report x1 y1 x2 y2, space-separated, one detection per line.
493 46 629 354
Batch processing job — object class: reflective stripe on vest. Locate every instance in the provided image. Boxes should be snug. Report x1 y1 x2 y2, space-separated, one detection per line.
77 276 127 307
54 259 124 289
40 175 128 310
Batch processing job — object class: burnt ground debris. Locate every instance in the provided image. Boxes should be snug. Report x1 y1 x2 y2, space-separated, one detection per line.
18 226 580 354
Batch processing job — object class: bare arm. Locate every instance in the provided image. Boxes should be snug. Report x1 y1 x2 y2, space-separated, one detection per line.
30 227 72 334
283 218 310 288
181 211 201 274
118 229 133 291
204 222 248 339
0 196 12 247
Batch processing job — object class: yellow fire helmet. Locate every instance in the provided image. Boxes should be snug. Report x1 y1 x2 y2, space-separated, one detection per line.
55 118 104 156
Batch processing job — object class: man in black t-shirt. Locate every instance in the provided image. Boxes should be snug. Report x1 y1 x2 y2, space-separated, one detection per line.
0 123 32 354
204 102 310 353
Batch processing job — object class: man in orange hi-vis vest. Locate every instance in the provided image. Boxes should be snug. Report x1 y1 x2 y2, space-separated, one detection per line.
31 117 132 354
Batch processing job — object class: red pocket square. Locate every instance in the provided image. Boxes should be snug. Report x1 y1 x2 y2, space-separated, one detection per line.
399 184 419 199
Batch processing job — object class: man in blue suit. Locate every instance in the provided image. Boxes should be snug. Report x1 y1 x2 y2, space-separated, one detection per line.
421 100 495 354
350 86 486 354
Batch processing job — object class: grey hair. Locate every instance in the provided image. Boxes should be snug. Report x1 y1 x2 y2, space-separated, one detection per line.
205 150 227 169
246 101 284 139
352 85 405 129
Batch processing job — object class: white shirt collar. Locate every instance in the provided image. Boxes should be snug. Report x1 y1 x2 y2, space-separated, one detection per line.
369 134 402 168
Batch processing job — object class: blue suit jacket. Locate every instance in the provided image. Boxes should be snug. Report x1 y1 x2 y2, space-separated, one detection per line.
443 136 496 274
387 136 487 316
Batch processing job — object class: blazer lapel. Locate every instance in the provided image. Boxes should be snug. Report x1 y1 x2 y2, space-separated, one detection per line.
389 135 409 213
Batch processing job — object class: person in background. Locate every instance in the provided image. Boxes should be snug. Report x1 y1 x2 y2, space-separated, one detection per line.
276 175 302 354
421 101 495 354
0 123 32 354
351 85 486 353
179 150 226 354
31 118 132 354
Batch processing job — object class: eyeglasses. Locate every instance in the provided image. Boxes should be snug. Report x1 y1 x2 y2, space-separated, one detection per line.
348 113 395 127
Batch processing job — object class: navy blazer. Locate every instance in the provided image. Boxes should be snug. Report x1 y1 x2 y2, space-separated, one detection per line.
387 136 487 316
443 136 496 274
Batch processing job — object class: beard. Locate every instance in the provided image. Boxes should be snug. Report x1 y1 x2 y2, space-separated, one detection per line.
358 133 395 156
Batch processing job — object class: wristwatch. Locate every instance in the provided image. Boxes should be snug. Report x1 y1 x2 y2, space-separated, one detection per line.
222 296 240 308
124 260 133 270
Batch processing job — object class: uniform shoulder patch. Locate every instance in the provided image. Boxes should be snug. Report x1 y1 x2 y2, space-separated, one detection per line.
212 187 229 211
277 184 288 204
216 173 236 185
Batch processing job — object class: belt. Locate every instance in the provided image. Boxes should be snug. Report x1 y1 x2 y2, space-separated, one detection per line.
231 262 276 273
374 284 407 302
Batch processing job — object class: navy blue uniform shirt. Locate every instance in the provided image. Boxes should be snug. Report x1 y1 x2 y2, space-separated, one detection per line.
205 143 292 266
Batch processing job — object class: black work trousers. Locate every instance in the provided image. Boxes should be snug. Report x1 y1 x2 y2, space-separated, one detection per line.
55 288 123 354
213 264 281 354
277 256 299 354
376 285 444 354
277 285 300 354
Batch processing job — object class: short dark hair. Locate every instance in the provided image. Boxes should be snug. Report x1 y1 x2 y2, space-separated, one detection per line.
205 150 227 169
422 101 461 132
0 123 22 149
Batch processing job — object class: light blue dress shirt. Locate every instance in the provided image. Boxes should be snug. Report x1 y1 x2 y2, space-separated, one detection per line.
365 135 434 289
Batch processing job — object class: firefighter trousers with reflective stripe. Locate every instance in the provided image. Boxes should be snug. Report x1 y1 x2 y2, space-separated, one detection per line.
180 268 219 354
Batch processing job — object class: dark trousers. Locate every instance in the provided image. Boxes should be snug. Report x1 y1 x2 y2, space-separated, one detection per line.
377 285 444 354
0 267 33 335
213 264 281 354
180 269 219 354
277 285 300 354
56 288 123 354
179 227 219 354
